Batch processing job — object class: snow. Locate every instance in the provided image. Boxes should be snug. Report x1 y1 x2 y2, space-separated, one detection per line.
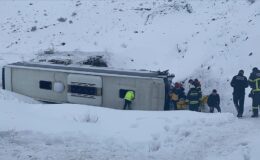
0 100 260 160
0 0 260 159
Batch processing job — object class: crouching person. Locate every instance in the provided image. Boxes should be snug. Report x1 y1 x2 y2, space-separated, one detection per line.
123 90 135 110
207 89 221 113
187 85 202 112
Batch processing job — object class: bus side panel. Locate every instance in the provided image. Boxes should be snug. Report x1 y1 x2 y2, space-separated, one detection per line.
150 79 165 110
4 67 12 91
2 67 5 89
11 68 67 103
102 76 135 109
67 74 102 106
102 76 165 110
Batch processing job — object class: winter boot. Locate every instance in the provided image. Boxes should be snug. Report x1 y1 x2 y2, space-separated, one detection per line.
251 108 259 118
237 114 242 118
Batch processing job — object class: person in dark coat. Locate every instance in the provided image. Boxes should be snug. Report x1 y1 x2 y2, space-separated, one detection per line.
188 79 195 89
248 67 260 117
187 85 202 112
230 70 248 117
207 89 221 113
194 79 201 91
170 82 186 110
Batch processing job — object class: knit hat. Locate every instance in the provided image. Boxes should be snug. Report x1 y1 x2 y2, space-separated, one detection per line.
253 67 258 72
238 70 244 75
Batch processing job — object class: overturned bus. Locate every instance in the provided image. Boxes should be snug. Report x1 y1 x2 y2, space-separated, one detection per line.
2 62 174 110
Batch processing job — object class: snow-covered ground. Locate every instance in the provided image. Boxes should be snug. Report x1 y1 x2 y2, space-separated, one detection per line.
0 0 260 159
1 99 260 160
1 0 259 112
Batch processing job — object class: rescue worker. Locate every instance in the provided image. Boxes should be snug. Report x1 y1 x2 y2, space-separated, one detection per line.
200 95 208 112
207 89 221 113
164 78 172 110
248 67 260 117
188 79 194 89
170 82 186 110
187 85 202 112
123 90 135 110
194 79 202 92
230 70 248 117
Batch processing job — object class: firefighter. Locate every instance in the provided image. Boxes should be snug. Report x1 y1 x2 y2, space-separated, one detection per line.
207 89 221 113
187 85 202 112
194 79 202 92
123 90 135 110
230 70 248 117
248 67 260 117
170 82 186 110
188 79 195 89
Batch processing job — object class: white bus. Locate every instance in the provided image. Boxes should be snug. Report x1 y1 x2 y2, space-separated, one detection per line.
2 62 174 110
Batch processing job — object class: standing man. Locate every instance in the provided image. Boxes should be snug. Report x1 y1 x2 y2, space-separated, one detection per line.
194 79 202 92
123 90 135 110
207 89 221 113
187 85 202 112
230 70 248 117
248 67 260 117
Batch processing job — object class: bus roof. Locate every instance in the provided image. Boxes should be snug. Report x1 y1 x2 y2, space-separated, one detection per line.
7 62 171 78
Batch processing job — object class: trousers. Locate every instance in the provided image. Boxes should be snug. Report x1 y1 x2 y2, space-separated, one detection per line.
233 94 245 116
123 100 132 110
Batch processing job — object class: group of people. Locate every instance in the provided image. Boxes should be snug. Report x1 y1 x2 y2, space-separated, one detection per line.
122 67 260 118
231 67 260 118
169 79 221 113
169 67 260 118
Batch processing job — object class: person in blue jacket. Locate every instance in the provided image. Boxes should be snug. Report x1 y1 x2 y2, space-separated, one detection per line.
230 70 248 117
207 89 221 113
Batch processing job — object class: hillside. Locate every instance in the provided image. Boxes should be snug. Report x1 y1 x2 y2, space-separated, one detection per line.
0 0 260 159
0 0 259 112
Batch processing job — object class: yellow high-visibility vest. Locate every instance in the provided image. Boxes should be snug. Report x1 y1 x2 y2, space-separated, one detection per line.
124 91 135 101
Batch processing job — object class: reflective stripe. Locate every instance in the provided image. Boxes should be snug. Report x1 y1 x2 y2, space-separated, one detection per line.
190 101 199 104
253 89 260 92
252 78 260 92
253 106 259 109
248 79 254 82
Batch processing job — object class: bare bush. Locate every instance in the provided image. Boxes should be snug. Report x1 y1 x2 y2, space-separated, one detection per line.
248 0 256 4
74 113 99 123
57 17 67 22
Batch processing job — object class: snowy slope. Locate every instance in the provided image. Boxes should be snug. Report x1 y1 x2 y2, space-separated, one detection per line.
1 101 260 160
0 0 259 112
0 0 260 159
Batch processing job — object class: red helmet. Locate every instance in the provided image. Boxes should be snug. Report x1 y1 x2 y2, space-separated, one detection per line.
175 82 181 88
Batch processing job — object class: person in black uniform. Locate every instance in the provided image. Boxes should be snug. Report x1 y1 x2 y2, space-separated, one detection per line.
230 70 248 117
194 79 201 92
207 89 221 113
248 67 260 117
187 85 202 112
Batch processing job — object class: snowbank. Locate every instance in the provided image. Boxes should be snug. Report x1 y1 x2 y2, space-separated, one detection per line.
1 0 260 159
0 0 259 112
0 99 260 160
